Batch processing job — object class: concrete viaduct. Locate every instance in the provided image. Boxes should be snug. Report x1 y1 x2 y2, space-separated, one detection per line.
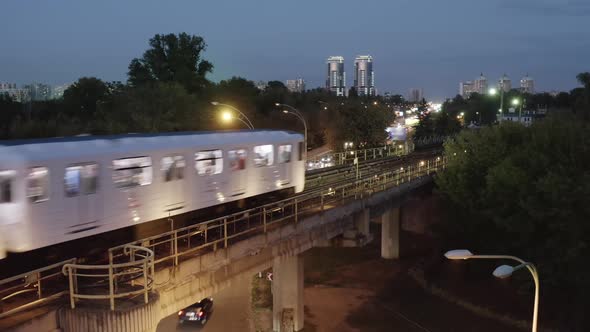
10 167 438 332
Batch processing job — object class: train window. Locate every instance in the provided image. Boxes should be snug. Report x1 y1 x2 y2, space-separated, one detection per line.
0 170 15 203
27 167 49 203
195 150 223 176
298 142 304 161
253 145 274 167
228 149 247 171
65 164 99 197
82 164 99 194
112 157 152 188
278 144 292 164
161 155 185 182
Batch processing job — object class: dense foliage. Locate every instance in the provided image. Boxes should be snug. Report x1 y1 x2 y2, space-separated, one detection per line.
435 115 590 301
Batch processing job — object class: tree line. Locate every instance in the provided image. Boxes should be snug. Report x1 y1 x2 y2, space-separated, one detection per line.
0 33 396 151
413 73 590 141
434 75 590 329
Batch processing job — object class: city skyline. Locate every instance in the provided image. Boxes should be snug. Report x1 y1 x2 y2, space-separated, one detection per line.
1 1 589 100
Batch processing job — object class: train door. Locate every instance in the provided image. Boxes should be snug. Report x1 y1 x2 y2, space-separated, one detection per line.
277 144 292 186
64 163 100 231
195 150 225 204
253 144 275 191
160 155 186 212
227 149 247 197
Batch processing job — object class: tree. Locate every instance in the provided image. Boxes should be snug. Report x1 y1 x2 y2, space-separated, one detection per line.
326 100 392 148
128 33 213 94
108 82 201 133
435 119 590 304
63 77 110 121
573 72 590 122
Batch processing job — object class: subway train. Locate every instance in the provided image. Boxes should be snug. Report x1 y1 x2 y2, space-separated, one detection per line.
0 130 305 259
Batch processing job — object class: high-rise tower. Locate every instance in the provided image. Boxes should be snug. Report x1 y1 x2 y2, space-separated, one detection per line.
326 56 346 96
354 55 375 96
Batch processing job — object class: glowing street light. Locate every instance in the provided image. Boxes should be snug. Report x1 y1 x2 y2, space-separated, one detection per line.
489 87 505 119
512 98 520 106
211 102 254 129
221 111 232 122
276 103 308 157
445 249 540 332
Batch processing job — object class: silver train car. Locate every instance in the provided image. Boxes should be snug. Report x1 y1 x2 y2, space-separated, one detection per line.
0 130 305 258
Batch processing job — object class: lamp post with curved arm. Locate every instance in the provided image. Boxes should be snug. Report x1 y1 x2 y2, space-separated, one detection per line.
445 249 540 332
275 103 307 157
211 101 254 129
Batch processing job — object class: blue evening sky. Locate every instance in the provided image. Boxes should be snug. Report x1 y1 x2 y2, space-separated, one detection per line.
1 0 589 100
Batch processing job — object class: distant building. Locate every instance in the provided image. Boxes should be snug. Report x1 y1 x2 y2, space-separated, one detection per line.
0 82 30 102
499 109 545 127
326 56 346 96
474 73 488 94
0 83 17 90
255 81 267 91
520 74 535 94
498 74 511 92
285 78 305 93
354 55 375 96
459 81 475 98
408 88 424 103
23 83 52 101
51 83 71 99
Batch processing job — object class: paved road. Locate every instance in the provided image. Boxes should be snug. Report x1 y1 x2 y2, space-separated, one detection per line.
156 275 252 332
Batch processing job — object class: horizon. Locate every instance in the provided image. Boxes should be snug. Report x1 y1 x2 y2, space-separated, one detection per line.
1 0 589 100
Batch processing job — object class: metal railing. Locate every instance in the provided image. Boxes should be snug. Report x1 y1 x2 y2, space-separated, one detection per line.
306 144 413 170
1 155 446 314
413 135 448 149
61 245 154 310
106 156 447 285
0 258 76 319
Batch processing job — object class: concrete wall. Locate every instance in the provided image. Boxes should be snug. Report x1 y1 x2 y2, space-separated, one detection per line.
6 309 59 332
59 299 160 332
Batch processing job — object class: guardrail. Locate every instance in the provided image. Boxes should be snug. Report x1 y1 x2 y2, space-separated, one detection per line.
413 135 448 149
104 156 447 295
1 155 446 314
61 245 154 310
306 143 413 170
0 258 76 319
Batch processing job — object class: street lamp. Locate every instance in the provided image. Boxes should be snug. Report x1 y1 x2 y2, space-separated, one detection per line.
489 87 505 120
512 98 523 122
275 103 308 157
318 100 329 110
445 249 540 332
211 101 254 129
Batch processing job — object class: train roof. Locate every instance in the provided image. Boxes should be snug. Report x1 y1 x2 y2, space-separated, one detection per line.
0 130 301 146
0 130 304 163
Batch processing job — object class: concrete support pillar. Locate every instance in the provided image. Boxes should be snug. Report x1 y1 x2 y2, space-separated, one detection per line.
272 254 304 331
354 208 370 238
381 206 400 259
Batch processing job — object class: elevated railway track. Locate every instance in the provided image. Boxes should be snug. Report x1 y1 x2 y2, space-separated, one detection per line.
0 146 444 327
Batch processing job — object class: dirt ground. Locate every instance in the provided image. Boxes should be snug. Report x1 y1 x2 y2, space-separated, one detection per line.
301 193 529 332
302 233 525 332
250 193 560 331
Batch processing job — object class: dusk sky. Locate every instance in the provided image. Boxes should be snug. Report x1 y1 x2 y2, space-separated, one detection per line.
1 0 589 100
